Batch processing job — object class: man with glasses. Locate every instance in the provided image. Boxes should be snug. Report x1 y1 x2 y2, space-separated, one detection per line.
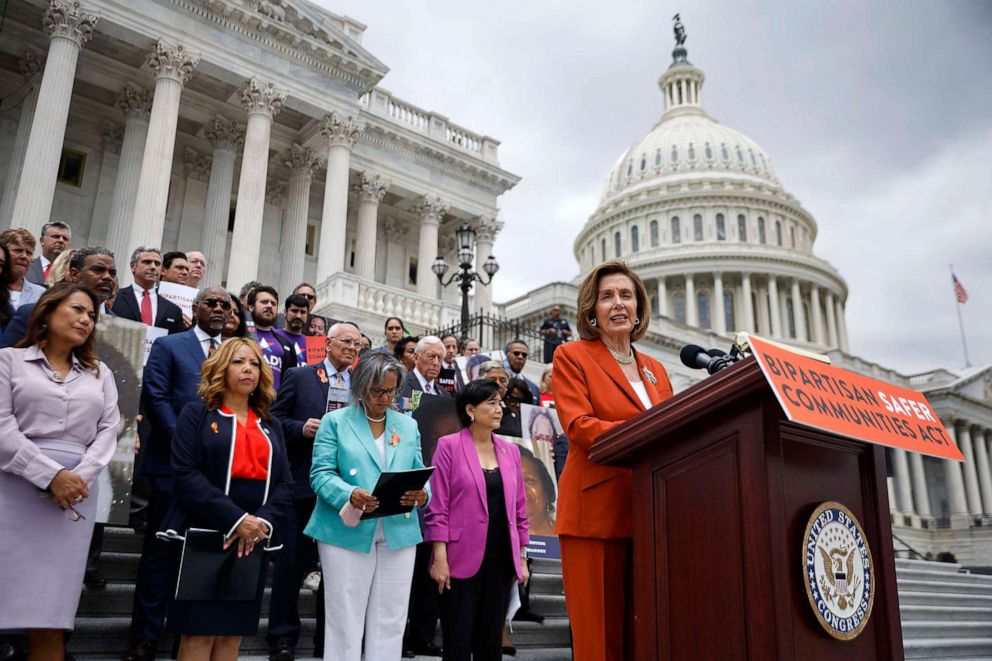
504 339 540 401
398 336 451 399
124 288 231 661
267 322 361 659
185 250 207 289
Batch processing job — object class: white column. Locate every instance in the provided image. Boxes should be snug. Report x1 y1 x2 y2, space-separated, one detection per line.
685 274 697 327
835 298 850 352
104 84 153 265
0 50 44 230
767 277 782 338
740 273 754 333
87 122 122 244
352 171 387 281
657 277 668 317
892 449 914 516
225 78 285 292
176 148 210 251
316 113 363 283
258 180 285 285
714 272 726 334
9 1 97 236
279 144 320 297
473 216 503 315
200 116 243 287
414 195 447 298
972 427 992 514
944 422 970 525
959 425 984 515
809 284 825 345
791 279 807 341
127 42 198 253
909 452 932 518
824 291 838 347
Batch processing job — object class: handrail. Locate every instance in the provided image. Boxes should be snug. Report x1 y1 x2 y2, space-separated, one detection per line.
891 531 927 561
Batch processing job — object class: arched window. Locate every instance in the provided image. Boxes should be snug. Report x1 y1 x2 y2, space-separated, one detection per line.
640 154 646 171
737 214 747 242
786 298 796 338
614 231 622 258
631 225 639 252
724 290 736 330
688 143 696 161
655 149 662 166
758 217 767 244
716 213 726 241
736 146 744 163
671 217 681 244
693 214 703 241
775 220 783 246
721 143 730 161
601 238 606 262
627 160 632 177
749 149 757 167
790 226 796 248
698 291 711 329
705 143 713 160
674 292 687 324
650 220 659 247
671 146 679 163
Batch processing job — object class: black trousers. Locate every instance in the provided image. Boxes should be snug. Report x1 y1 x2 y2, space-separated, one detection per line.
405 541 441 647
439 557 514 661
129 477 175 641
267 497 324 649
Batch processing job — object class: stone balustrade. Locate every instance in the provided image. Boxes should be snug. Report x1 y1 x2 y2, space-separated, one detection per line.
315 271 460 332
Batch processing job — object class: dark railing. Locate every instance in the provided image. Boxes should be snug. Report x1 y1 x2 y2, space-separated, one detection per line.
431 313 552 363
891 531 927 561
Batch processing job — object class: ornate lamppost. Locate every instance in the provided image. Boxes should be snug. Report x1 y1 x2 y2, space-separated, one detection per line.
432 223 499 337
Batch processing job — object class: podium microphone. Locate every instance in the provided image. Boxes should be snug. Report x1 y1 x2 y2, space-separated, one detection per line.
680 344 736 375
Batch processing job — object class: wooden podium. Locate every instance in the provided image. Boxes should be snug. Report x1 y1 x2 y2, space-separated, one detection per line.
590 357 904 660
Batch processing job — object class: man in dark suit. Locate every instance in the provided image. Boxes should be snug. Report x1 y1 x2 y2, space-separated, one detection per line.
267 321 360 660
25 220 71 285
123 287 231 661
504 339 541 402
398 335 452 400
111 246 185 334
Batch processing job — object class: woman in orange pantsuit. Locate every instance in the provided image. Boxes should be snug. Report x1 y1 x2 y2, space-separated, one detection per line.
552 260 674 661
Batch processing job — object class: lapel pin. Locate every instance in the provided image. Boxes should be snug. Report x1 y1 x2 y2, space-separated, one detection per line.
389 429 400 447
210 422 219 434
642 366 657 384
316 368 328 385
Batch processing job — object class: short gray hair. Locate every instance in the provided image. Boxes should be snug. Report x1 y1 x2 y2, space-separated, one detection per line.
129 245 161 266
350 352 405 407
477 360 506 378
415 335 444 354
41 221 71 238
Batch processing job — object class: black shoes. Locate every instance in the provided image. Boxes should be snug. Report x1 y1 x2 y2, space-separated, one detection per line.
269 637 295 661
121 638 156 661
403 640 442 657
84 568 107 589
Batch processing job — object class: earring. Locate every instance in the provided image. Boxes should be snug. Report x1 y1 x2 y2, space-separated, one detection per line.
634 316 641 326
588 318 597 327
469 414 475 422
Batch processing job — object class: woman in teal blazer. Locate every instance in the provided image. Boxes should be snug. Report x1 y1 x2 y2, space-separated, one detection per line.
305 352 429 661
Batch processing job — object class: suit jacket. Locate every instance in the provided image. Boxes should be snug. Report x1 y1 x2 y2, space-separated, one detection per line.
112 287 185 334
424 428 529 580
398 369 453 400
0 301 115 349
270 363 335 499
505 363 541 402
552 339 673 538
305 405 430 553
140 328 208 477
25 257 45 286
161 402 294 549
13 279 45 309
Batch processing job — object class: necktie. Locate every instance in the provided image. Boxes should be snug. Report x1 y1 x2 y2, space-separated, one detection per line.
43 263 52 279
140 289 153 325
333 372 344 388
425 382 434 395
208 337 219 356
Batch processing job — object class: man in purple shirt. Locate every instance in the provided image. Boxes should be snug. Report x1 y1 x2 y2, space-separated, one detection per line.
275 293 310 367
249 285 296 389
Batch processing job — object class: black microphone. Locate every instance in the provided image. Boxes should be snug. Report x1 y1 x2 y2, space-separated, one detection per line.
680 344 736 375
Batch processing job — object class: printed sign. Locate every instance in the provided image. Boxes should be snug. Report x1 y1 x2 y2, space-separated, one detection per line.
437 368 457 395
305 336 327 365
157 281 198 319
747 334 963 461
325 387 349 414
143 326 168 366
505 433 560 559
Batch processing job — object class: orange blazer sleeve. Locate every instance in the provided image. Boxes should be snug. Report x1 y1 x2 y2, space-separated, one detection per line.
552 342 625 453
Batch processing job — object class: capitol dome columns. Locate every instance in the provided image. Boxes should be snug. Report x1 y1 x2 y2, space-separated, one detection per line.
684 274 697 327
767 277 783 338
713 273 725 334
226 78 286 292
809 284 826 345
127 42 199 255
9 0 97 236
0 50 44 230
740 273 755 332
279 144 321 296
104 85 152 267
790 279 808 342
317 113 363 284
352 172 388 281
200 117 244 287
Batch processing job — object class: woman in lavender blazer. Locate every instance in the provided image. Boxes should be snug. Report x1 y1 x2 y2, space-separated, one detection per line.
425 379 530 661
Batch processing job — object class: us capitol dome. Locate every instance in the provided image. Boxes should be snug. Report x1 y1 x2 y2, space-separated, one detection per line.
569 34 851 352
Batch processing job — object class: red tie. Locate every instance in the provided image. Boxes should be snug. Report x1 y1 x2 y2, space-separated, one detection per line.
43 263 52 279
140 289 153 325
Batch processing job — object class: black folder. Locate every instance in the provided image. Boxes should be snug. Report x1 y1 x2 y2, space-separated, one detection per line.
174 528 263 601
361 467 435 519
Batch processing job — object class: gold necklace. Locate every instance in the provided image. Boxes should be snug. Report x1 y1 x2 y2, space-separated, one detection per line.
605 342 634 365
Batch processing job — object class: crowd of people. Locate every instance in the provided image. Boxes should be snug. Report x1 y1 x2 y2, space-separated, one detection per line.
0 221 671 661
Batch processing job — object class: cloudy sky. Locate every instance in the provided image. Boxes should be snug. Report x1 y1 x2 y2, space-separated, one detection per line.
318 0 992 375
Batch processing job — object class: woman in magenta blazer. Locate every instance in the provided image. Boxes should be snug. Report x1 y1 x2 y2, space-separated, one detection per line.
425 379 530 661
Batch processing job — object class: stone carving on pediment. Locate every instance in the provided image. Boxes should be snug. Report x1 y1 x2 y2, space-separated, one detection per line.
101 122 124 154
384 216 408 241
321 112 364 148
282 143 321 178
265 179 287 205
18 50 44 80
147 42 199 85
353 171 388 203
43 0 98 46
412 195 447 223
184 148 211 182
116 84 153 121
203 116 245 151
472 216 503 243
240 78 286 117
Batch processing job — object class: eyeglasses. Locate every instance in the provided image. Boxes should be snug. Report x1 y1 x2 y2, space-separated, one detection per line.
299 293 316 300
331 337 358 347
510 351 528 358
201 298 232 310
370 386 398 398
38 490 86 521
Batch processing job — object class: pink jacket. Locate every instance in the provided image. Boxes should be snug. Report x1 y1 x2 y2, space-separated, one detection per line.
424 428 530 580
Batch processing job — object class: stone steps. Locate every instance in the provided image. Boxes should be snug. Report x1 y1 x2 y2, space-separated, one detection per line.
903 637 992 660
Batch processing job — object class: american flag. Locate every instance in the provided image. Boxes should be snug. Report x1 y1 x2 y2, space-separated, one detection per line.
952 274 968 304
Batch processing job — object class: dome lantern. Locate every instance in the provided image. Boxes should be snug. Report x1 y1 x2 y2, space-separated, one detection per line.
658 14 705 115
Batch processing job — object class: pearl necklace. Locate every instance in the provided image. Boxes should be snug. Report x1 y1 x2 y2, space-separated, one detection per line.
606 343 635 365
366 413 386 423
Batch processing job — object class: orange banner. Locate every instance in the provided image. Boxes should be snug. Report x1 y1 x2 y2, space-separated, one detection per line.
747 334 963 461
305 336 326 365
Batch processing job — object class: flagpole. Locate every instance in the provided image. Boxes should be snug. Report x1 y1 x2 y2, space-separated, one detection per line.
951 263 972 367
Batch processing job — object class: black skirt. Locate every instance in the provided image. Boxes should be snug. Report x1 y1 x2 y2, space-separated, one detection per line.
166 478 269 636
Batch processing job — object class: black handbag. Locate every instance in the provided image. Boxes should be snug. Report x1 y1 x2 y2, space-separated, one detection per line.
171 528 263 601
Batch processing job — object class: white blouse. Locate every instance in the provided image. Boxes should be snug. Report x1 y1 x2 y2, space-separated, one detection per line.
629 379 652 409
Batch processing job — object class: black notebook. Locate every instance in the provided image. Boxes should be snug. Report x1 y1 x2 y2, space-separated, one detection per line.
174 528 263 601
362 467 435 520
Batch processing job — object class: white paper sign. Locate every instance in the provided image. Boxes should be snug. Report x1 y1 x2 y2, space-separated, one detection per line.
157 281 198 319
143 326 168 365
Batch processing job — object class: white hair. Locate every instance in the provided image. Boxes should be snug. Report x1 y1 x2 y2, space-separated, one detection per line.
415 335 444 354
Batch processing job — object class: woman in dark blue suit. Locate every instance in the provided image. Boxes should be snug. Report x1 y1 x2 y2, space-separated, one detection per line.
161 337 294 661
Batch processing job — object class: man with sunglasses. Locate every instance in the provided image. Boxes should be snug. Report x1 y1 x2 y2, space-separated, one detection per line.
123 288 231 661
267 321 360 659
504 339 540 402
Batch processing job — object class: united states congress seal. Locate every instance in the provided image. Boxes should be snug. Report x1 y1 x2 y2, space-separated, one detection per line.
802 501 875 640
